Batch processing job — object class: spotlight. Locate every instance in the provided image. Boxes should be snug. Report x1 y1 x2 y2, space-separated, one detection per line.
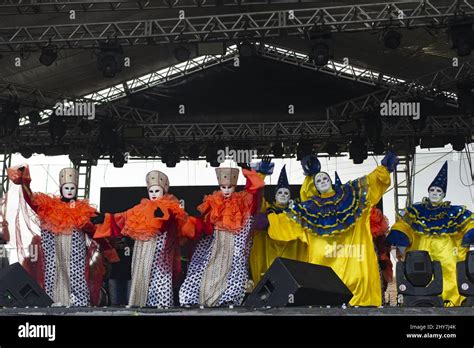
448 19 474 57
296 142 313 161
324 142 339 156
457 251 474 306
451 135 466 151
420 136 446 149
238 41 256 57
396 251 443 307
174 45 191 62
39 45 58 66
383 30 401 49
27 110 42 125
78 120 93 134
310 42 329 66
97 41 124 78
99 121 118 150
271 142 284 158
349 137 367 165
206 143 220 167
373 140 385 155
19 147 33 159
111 152 126 168
188 144 201 160
433 93 448 109
162 144 180 168
456 79 474 115
1 101 20 134
48 115 67 144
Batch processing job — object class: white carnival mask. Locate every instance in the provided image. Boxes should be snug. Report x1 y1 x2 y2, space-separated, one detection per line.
428 186 445 204
314 172 333 194
148 185 164 201
61 184 77 200
275 188 291 206
220 185 235 198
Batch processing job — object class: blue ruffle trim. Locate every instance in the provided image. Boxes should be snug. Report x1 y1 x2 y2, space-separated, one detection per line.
287 177 368 236
404 202 472 235
386 230 410 247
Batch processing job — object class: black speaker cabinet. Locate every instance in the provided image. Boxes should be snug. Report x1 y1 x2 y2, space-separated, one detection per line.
0 262 53 307
244 257 353 307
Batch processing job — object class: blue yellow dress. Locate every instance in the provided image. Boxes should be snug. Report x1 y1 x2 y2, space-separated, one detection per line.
387 198 474 306
267 166 391 306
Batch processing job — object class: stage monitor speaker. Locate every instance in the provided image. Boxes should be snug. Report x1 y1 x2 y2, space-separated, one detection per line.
0 262 53 307
244 257 353 307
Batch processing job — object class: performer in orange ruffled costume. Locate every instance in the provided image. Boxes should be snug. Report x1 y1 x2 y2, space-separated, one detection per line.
179 164 264 307
95 170 196 307
7 165 114 307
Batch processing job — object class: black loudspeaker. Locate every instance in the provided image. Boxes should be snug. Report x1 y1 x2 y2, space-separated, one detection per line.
244 258 353 307
0 262 53 307
457 250 474 306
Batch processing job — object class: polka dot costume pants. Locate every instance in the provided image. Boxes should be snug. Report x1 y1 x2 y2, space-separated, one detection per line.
145 231 174 307
179 218 253 306
41 229 90 306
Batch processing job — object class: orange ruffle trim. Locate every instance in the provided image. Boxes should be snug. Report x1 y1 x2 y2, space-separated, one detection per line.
370 207 389 237
198 190 253 233
121 195 190 241
32 193 96 235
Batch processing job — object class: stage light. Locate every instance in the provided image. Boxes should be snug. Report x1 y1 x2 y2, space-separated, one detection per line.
296 142 313 161
174 45 191 62
349 137 367 165
383 30 401 49
238 41 256 57
372 140 385 155
451 135 466 151
457 251 474 306
1 101 20 134
433 93 448 109
19 147 33 159
27 110 42 125
448 19 474 57
420 136 446 149
48 115 67 144
206 144 220 167
111 152 126 168
78 120 93 134
39 45 58 66
188 144 201 160
456 79 473 115
324 142 339 157
97 41 124 78
271 142 284 158
396 251 444 307
311 42 329 66
162 144 180 168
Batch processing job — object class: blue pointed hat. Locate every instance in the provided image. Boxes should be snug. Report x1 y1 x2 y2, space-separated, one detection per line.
428 161 448 194
275 165 290 193
334 171 342 187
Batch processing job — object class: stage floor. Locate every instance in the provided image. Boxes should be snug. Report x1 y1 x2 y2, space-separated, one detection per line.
1 306 474 316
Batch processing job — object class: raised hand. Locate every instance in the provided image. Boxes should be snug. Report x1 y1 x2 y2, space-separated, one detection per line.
255 155 274 175
301 154 321 176
381 151 398 173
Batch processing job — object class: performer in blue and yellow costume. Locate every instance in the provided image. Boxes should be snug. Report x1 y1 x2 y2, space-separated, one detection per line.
386 162 474 306
267 152 397 306
249 163 308 285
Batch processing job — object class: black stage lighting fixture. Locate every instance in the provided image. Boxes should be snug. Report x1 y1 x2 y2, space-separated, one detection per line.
1 101 20 134
324 142 339 157
111 152 126 168
97 41 124 78
296 142 313 161
383 30 401 49
372 140 385 155
39 45 58 66
433 93 448 109
238 41 256 57
448 19 474 57
174 45 191 62
311 42 329 66
206 144 220 167
420 136 446 149
396 251 443 307
162 144 180 168
457 251 474 306
27 110 42 126
48 115 67 144
78 120 93 135
271 142 284 158
456 79 474 115
451 135 467 151
188 144 201 160
349 137 367 165
19 147 33 159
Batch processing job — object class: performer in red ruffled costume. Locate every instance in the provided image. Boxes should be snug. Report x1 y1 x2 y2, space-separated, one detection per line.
7 165 115 307
370 207 393 294
179 164 264 307
95 170 196 307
